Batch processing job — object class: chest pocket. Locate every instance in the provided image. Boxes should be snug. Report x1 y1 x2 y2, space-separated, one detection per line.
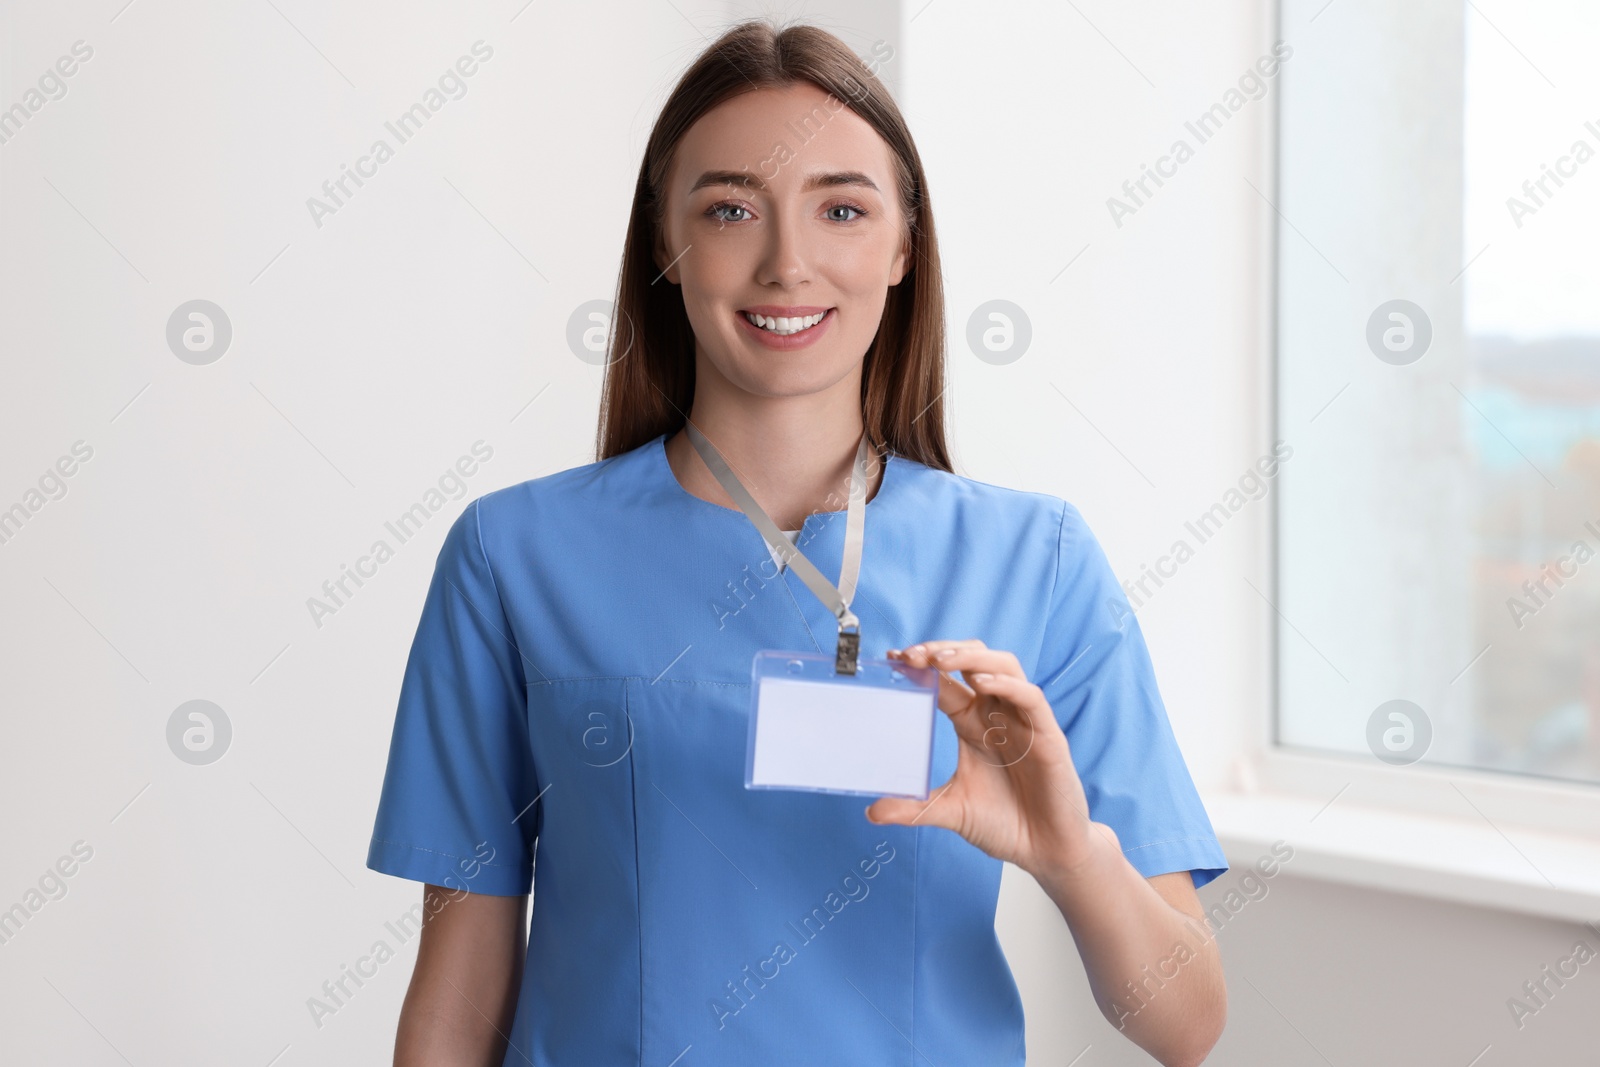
523 676 635 840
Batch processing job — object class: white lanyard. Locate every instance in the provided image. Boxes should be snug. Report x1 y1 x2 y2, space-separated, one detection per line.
685 421 873 674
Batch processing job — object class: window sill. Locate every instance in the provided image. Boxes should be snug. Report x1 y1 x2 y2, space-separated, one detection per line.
1201 788 1600 924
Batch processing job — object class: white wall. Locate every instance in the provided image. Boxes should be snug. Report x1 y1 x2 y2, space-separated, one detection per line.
2 0 1595 1064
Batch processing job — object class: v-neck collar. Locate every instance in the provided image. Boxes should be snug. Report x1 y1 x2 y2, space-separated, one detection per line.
633 430 914 662
646 430 903 531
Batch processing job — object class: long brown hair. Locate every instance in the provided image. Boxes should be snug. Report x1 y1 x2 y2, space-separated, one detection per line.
594 18 952 472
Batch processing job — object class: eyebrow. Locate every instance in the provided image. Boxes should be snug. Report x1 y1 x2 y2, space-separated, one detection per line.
687 169 881 195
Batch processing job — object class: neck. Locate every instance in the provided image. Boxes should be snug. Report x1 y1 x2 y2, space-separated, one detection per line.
663 366 883 530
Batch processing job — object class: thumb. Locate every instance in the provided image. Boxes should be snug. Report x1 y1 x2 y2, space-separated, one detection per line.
865 791 951 829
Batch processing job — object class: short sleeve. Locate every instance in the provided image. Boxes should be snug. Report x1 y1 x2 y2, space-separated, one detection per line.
366 497 539 896
1035 501 1228 890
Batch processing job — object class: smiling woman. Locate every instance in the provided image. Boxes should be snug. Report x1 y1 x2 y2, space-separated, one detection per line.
596 30 948 495
366 17 1228 1067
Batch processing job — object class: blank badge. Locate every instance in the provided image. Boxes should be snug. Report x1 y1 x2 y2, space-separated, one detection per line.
746 651 939 799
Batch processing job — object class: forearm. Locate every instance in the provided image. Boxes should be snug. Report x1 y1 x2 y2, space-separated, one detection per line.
1033 830 1225 1067
394 964 520 1067
394 887 526 1067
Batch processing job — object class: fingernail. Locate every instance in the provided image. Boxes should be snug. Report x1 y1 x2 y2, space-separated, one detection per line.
971 672 992 682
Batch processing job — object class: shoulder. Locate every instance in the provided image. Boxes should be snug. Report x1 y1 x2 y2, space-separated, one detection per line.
890 454 1087 543
436 438 658 566
890 457 1116 602
475 438 657 530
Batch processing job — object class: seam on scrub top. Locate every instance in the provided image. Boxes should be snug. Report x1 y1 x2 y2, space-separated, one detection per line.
777 566 825 655
472 494 541 693
627 680 644 1066
1121 834 1221 854
471 497 504 606
1041 500 1067 670
473 491 546 827
526 676 747 689
369 837 529 868
909 827 918 1067
1047 498 1068 611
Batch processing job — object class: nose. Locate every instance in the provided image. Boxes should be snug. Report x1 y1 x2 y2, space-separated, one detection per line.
755 204 811 288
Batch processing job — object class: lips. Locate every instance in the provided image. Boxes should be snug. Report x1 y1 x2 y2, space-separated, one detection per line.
740 305 832 318
740 309 828 334
735 306 837 350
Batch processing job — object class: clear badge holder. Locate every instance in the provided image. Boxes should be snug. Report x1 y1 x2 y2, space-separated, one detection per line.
745 650 940 799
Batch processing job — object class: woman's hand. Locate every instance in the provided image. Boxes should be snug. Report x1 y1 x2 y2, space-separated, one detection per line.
865 639 1117 884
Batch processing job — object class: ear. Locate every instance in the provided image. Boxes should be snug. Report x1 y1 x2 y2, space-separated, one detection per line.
652 226 683 286
887 231 912 287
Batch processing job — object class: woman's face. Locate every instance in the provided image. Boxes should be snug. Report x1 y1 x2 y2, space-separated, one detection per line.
655 81 910 401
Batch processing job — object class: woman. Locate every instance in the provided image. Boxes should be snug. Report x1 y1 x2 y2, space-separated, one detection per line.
367 18 1228 1067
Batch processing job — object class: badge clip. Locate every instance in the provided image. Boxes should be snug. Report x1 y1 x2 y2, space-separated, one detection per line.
835 622 861 675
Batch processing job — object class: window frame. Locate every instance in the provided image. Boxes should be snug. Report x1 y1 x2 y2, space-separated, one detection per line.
1260 0 1600 840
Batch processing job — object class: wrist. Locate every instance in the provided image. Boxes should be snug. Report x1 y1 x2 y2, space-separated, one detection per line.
1029 820 1123 896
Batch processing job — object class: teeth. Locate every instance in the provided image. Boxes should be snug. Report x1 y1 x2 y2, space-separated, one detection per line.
743 310 827 335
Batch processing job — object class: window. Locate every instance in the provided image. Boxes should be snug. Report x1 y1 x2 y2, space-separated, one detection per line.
1275 0 1600 786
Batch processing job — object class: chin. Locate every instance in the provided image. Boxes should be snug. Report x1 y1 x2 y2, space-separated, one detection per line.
733 360 859 398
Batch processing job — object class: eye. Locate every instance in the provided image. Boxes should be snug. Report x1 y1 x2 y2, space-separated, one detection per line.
706 201 751 223
825 201 868 223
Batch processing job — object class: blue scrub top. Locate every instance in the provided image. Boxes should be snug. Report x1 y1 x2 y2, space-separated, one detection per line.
367 430 1227 1066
